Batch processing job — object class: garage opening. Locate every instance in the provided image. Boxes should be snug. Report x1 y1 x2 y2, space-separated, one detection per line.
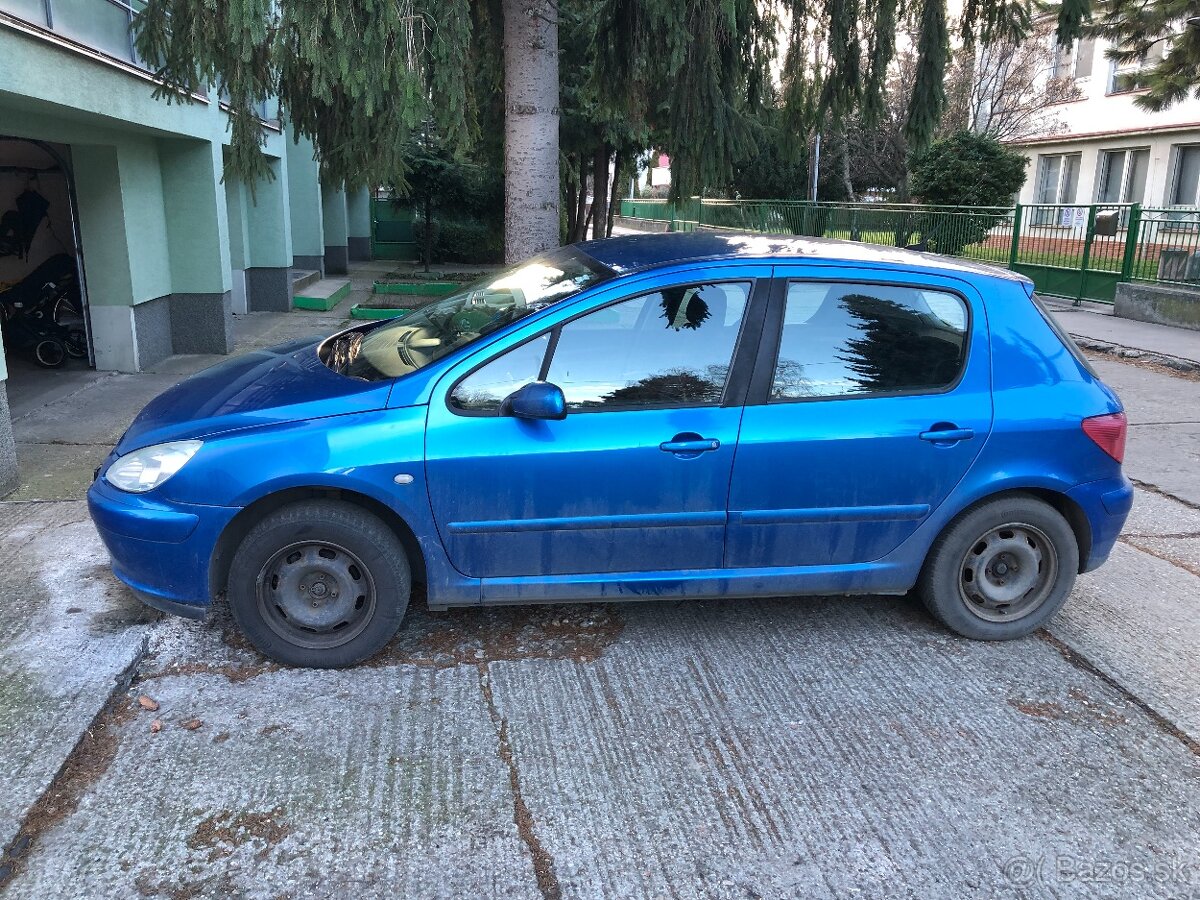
0 137 93 384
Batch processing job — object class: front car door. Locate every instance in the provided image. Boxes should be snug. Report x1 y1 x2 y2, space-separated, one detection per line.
726 268 993 568
425 267 770 580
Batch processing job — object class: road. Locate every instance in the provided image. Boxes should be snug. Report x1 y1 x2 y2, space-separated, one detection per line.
0 290 1197 898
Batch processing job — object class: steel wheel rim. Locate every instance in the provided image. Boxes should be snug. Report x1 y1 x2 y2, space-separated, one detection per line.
256 540 377 649
958 522 1058 623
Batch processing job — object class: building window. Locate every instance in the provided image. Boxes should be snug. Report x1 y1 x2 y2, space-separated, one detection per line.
1108 42 1165 95
1032 153 1082 225
1047 37 1095 81
218 88 279 124
1049 40 1075 79
1170 145 1200 207
1097 148 1150 205
2 0 47 27
0 0 149 69
1074 37 1095 78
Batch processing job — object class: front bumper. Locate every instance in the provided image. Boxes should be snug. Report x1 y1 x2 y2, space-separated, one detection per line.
1067 474 1134 573
87 476 240 615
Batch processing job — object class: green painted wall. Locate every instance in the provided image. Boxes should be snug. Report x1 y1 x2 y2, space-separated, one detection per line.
0 29 222 141
346 186 371 240
70 143 134 308
117 139 172 303
224 176 251 271
0 22 316 332
286 136 324 257
321 181 349 246
159 138 231 293
244 156 292 268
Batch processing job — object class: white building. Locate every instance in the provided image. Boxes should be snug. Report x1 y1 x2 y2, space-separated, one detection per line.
1003 30 1200 214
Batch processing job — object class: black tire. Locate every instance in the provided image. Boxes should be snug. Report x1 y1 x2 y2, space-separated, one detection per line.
917 494 1079 640
33 339 67 368
64 327 88 359
53 294 83 326
227 500 411 667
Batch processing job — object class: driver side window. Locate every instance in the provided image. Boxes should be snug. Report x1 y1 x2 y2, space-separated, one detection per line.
449 280 750 415
547 282 749 411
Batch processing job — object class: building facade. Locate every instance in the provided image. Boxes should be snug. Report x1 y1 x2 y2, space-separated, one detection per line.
0 0 374 494
1004 31 1200 213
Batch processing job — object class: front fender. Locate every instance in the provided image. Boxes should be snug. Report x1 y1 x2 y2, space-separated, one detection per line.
159 405 481 607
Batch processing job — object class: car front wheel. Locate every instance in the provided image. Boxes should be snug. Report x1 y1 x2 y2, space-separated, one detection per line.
918 495 1079 640
227 500 411 667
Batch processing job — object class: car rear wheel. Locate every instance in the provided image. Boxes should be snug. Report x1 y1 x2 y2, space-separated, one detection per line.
918 495 1078 640
227 500 410 667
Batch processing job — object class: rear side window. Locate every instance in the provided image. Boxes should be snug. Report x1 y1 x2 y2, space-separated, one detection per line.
770 281 969 400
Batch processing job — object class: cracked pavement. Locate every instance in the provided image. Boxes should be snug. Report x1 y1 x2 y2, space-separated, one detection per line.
1 284 1198 898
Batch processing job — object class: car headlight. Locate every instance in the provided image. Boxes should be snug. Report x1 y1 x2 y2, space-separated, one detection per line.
105 440 203 493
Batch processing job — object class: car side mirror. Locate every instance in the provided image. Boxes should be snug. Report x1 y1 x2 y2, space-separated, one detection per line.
501 382 567 421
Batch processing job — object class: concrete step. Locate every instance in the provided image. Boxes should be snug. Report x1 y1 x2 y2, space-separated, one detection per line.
291 269 321 293
293 277 351 311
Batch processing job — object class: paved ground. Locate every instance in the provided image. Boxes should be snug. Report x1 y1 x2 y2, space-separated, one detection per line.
0 272 1198 898
1045 298 1200 367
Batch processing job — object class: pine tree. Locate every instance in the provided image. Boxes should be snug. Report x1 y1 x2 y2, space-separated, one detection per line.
132 0 1083 258
133 0 476 189
1093 0 1200 112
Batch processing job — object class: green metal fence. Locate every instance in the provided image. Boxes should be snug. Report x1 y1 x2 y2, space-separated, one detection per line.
619 198 1200 304
1130 207 1200 285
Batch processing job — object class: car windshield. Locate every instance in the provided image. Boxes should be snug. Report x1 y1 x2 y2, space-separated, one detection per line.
323 247 612 381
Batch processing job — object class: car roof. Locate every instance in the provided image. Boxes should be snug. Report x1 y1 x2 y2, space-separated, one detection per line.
578 231 1030 286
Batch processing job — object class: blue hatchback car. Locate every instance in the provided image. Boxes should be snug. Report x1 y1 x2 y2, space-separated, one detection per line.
88 233 1132 667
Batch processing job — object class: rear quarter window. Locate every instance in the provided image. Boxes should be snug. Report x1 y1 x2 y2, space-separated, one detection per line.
1029 294 1098 377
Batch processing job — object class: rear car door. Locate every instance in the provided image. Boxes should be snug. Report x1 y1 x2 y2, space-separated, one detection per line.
424 267 769 579
726 269 993 567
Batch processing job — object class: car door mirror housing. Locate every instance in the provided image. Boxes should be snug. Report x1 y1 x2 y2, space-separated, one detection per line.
502 382 567 421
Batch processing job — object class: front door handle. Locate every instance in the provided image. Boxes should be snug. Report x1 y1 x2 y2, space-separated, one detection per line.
919 425 975 444
660 435 721 455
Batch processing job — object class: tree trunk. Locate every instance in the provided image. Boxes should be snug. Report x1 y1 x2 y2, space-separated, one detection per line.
571 156 589 242
502 0 560 263
591 143 611 240
565 154 579 241
839 129 855 203
423 191 432 274
607 149 626 238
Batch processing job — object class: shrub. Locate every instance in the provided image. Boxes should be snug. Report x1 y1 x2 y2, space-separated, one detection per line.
909 131 1028 208
908 131 1028 255
413 218 504 265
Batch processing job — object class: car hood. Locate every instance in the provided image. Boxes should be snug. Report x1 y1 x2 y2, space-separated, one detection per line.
116 336 395 453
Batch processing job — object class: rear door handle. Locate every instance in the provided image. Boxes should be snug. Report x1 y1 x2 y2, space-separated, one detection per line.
919 426 975 443
660 438 721 454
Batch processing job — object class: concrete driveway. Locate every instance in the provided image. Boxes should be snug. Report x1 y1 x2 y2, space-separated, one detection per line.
1 279 1198 899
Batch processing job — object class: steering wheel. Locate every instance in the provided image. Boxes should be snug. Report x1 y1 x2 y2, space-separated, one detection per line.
397 325 446 368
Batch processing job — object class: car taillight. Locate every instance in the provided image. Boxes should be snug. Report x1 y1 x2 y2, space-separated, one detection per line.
1082 412 1127 463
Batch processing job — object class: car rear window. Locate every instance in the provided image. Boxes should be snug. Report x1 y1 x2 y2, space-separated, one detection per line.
1029 294 1098 377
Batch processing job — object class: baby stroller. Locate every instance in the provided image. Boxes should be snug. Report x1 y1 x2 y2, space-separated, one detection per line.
0 253 87 367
